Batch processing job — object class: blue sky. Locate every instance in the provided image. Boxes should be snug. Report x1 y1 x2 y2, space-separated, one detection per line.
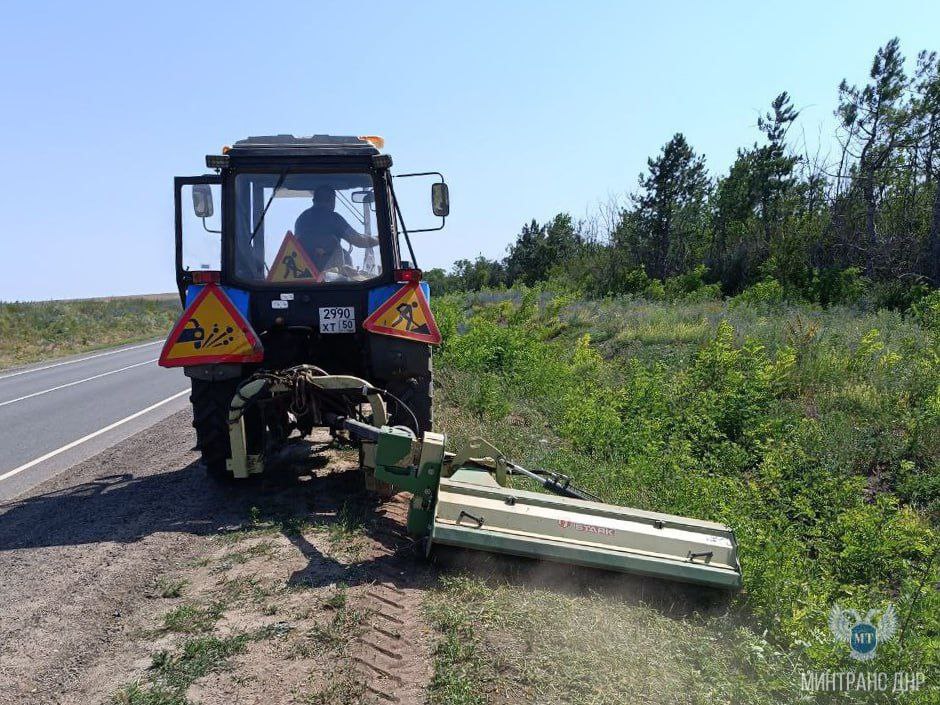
1 1 938 300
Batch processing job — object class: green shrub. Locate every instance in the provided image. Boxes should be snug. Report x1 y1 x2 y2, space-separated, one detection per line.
911 288 940 331
615 266 654 295
732 277 788 307
872 279 933 311
810 267 868 307
642 278 666 300
662 264 721 302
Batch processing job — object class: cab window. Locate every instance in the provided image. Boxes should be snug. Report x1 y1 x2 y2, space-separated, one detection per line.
234 172 382 284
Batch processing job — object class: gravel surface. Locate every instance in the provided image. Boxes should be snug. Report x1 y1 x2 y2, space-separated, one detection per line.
0 411 434 704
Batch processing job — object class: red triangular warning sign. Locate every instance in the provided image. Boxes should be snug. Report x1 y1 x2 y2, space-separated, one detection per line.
266 231 321 283
159 284 264 367
363 282 441 345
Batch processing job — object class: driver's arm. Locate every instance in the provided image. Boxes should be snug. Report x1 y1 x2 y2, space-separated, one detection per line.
340 223 379 249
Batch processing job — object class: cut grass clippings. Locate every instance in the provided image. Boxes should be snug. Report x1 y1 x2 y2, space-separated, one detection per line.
425 575 804 705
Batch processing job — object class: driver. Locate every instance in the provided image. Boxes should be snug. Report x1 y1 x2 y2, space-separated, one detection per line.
294 185 379 271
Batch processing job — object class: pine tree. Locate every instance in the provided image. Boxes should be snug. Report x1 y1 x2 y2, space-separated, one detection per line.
631 134 710 279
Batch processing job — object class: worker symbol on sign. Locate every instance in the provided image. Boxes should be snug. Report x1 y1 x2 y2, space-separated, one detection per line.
390 301 430 334
281 250 312 279
362 282 442 344
267 231 321 283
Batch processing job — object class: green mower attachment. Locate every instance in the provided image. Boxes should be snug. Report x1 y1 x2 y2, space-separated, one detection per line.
359 426 742 590
227 369 743 591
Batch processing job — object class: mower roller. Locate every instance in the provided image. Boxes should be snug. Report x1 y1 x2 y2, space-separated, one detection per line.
161 135 742 591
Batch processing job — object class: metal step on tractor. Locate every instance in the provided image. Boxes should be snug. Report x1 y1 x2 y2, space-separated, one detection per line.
161 134 742 590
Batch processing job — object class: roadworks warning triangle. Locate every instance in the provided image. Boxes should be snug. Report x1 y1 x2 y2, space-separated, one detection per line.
159 284 264 367
266 231 321 283
363 282 441 345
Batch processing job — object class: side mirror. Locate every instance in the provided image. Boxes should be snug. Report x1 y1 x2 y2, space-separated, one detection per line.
431 182 450 217
192 184 214 218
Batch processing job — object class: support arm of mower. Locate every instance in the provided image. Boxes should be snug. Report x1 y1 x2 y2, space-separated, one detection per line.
226 369 390 478
337 418 599 503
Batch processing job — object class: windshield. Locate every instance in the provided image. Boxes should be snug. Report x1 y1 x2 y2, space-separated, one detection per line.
234 172 383 284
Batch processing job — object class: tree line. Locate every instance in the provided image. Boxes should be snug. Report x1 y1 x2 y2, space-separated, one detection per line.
427 39 940 307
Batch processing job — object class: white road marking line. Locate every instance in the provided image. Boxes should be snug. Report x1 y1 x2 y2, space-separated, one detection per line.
0 358 159 408
0 340 163 381
0 389 189 482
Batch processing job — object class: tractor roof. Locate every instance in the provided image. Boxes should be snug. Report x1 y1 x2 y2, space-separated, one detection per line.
227 134 381 158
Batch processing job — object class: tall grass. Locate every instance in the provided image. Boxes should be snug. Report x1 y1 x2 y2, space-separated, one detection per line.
0 297 180 368
430 287 939 703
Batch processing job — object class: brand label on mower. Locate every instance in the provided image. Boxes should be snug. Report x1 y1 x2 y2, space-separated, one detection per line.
319 306 356 333
558 519 616 536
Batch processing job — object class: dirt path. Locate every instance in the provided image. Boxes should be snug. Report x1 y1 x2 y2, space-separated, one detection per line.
0 412 436 705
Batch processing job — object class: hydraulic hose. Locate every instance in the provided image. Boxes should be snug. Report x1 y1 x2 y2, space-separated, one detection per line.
505 461 601 502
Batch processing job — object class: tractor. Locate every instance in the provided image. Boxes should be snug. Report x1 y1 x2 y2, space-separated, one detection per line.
161 135 743 590
166 135 443 481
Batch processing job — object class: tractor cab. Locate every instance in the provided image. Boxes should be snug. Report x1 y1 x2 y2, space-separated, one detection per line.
175 134 447 298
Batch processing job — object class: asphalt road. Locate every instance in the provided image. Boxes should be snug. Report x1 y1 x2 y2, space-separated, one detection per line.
0 341 190 501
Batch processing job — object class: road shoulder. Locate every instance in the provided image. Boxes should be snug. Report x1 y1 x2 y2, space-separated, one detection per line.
0 411 436 705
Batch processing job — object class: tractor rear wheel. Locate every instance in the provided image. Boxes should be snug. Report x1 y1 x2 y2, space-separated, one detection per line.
190 378 238 481
383 368 433 434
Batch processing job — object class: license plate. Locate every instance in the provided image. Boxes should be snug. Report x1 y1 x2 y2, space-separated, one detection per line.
319 306 356 334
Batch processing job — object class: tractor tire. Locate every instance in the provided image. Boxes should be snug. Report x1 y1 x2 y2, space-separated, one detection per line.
190 378 239 482
384 366 433 435
369 338 433 434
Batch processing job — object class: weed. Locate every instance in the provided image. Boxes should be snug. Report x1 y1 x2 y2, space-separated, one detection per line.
217 574 273 604
161 602 224 634
212 541 279 573
308 605 368 652
252 622 293 640
154 577 187 599
113 634 250 704
426 575 803 705
234 505 310 538
151 634 250 690
323 503 368 557
278 514 309 536
322 586 347 610
111 682 189 705
298 666 364 705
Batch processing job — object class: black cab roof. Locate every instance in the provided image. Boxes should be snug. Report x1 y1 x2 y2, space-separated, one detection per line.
227 134 381 158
